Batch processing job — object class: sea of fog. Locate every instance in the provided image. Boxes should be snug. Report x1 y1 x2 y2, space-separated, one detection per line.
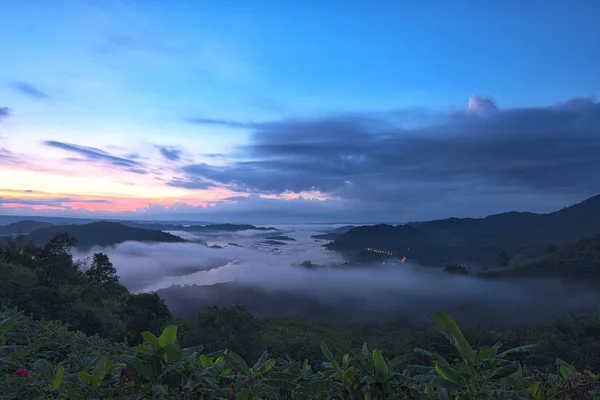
75 224 600 327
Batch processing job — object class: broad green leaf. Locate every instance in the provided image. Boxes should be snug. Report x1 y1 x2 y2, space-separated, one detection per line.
228 350 251 375
435 361 461 385
253 350 269 370
557 358 577 380
433 312 474 364
159 325 178 348
560 365 575 380
141 331 160 350
163 344 181 363
497 344 538 358
477 346 497 360
302 359 309 372
199 354 213 368
414 348 450 365
320 342 341 373
343 353 350 369
362 343 369 358
373 349 389 377
488 362 519 380
343 367 357 382
51 366 64 390
527 381 540 396
92 357 107 391
256 359 277 374
78 371 93 385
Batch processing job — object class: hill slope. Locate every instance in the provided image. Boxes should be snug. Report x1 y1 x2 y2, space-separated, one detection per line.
481 234 600 280
409 194 600 246
27 221 187 250
326 224 436 250
0 220 53 236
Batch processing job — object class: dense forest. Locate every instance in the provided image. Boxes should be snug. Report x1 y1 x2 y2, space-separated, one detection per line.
2 233 600 398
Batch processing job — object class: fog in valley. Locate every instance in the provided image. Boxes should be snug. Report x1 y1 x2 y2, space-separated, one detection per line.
76 225 600 328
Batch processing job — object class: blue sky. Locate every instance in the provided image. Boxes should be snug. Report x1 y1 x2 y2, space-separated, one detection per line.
1 0 599 223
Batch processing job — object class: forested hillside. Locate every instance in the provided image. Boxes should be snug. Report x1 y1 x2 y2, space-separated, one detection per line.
482 234 600 280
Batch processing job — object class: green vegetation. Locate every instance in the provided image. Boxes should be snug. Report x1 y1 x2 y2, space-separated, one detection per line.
3 232 600 398
0 232 172 343
481 234 600 280
4 309 600 399
443 264 470 275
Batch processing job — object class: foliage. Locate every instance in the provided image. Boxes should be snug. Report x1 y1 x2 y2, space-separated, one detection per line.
482 234 600 280
443 264 470 275
0 232 171 342
3 309 600 399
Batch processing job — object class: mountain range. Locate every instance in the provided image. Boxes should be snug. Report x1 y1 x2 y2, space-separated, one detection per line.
16 221 187 251
325 194 600 268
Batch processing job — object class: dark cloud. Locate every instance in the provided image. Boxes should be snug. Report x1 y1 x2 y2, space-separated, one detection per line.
157 145 182 161
167 177 215 190
0 197 111 206
0 106 11 121
10 81 50 100
172 97 600 219
43 140 147 174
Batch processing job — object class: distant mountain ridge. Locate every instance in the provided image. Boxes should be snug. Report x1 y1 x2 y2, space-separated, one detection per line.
25 221 187 250
409 194 600 245
327 194 600 268
327 224 436 250
0 220 53 236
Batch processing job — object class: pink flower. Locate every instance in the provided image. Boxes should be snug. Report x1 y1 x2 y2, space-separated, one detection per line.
13 369 30 378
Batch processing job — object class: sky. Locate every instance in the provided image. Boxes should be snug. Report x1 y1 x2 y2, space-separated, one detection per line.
1 0 600 223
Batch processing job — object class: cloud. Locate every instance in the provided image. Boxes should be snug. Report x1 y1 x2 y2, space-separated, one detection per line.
467 95 498 115
10 81 50 100
0 106 11 121
0 197 111 206
157 145 182 161
170 97 600 219
0 147 22 164
43 140 148 174
167 178 215 190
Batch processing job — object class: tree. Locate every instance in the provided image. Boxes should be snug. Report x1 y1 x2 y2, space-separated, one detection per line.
497 251 510 268
546 243 559 255
443 264 470 275
36 233 79 287
179 305 263 360
85 253 119 285
121 293 172 344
